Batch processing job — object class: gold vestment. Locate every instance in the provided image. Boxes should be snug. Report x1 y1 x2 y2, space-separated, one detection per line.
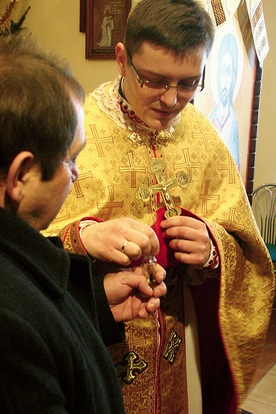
45 77 275 413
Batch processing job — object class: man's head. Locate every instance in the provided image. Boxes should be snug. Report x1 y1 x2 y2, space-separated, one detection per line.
0 34 85 181
116 0 214 131
0 34 86 230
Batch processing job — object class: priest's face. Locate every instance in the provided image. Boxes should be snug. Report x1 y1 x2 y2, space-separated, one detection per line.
116 42 207 131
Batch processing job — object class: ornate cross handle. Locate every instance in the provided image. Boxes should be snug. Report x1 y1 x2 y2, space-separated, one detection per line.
135 159 190 218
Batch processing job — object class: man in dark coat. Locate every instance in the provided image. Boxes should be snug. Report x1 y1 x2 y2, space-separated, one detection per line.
0 34 166 413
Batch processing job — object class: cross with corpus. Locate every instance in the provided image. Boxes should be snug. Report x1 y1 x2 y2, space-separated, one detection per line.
135 159 190 219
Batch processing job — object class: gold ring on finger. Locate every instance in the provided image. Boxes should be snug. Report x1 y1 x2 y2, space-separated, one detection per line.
121 240 128 252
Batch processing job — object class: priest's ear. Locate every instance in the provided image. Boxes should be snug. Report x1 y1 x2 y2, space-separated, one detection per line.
115 42 128 77
5 151 34 203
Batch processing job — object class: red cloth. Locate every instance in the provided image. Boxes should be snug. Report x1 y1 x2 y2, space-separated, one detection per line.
132 205 207 269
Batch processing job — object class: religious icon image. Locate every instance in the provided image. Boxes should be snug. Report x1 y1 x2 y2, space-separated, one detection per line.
85 0 131 59
209 33 241 169
96 6 114 48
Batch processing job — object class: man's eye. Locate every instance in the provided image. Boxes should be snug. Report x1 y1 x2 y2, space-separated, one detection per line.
145 79 167 89
178 80 200 91
179 80 198 88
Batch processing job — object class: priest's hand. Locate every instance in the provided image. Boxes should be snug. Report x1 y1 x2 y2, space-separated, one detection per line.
81 217 160 266
160 215 211 268
104 264 166 322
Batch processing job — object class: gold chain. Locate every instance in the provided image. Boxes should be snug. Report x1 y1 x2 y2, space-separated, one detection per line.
0 0 20 26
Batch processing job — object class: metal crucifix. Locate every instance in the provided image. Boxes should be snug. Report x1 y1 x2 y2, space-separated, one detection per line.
135 159 190 218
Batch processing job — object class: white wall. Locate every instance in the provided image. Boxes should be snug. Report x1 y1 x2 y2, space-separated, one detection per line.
253 0 276 188
11 0 275 188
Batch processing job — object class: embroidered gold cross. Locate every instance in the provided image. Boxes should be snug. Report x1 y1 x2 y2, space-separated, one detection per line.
135 159 190 218
164 331 182 364
116 351 148 384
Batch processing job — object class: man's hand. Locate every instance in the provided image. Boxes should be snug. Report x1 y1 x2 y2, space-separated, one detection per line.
160 215 211 268
81 218 159 265
104 264 166 322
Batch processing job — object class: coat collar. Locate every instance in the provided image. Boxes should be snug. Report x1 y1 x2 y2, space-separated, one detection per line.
0 208 70 298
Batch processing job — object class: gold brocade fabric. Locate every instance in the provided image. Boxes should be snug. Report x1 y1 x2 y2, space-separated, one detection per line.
45 78 275 413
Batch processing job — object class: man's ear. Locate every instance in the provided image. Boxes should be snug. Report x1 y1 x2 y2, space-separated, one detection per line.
6 151 34 203
115 42 128 77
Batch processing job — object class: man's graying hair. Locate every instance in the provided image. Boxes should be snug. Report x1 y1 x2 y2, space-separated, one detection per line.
0 33 85 181
125 0 215 57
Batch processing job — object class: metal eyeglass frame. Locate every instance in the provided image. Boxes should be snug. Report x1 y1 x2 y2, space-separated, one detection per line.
126 49 205 94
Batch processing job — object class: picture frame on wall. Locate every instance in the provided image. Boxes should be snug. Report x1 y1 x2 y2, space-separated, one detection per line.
84 0 131 59
79 0 86 33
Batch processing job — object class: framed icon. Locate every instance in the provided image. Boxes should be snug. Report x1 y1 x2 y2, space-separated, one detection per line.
194 1 262 201
83 0 131 59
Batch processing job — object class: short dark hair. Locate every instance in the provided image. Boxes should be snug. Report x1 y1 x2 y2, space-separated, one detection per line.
125 0 214 57
0 34 85 181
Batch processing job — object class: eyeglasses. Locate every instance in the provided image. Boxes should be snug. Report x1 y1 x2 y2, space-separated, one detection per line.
127 49 205 95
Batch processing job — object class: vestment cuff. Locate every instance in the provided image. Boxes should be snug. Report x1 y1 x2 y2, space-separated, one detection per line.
203 237 220 269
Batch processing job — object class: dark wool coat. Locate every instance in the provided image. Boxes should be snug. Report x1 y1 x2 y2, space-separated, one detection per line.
0 208 125 413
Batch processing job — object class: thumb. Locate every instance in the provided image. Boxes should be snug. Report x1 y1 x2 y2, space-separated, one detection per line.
129 274 153 298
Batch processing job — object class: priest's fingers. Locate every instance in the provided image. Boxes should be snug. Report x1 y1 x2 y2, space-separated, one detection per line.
81 217 159 265
118 220 159 257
